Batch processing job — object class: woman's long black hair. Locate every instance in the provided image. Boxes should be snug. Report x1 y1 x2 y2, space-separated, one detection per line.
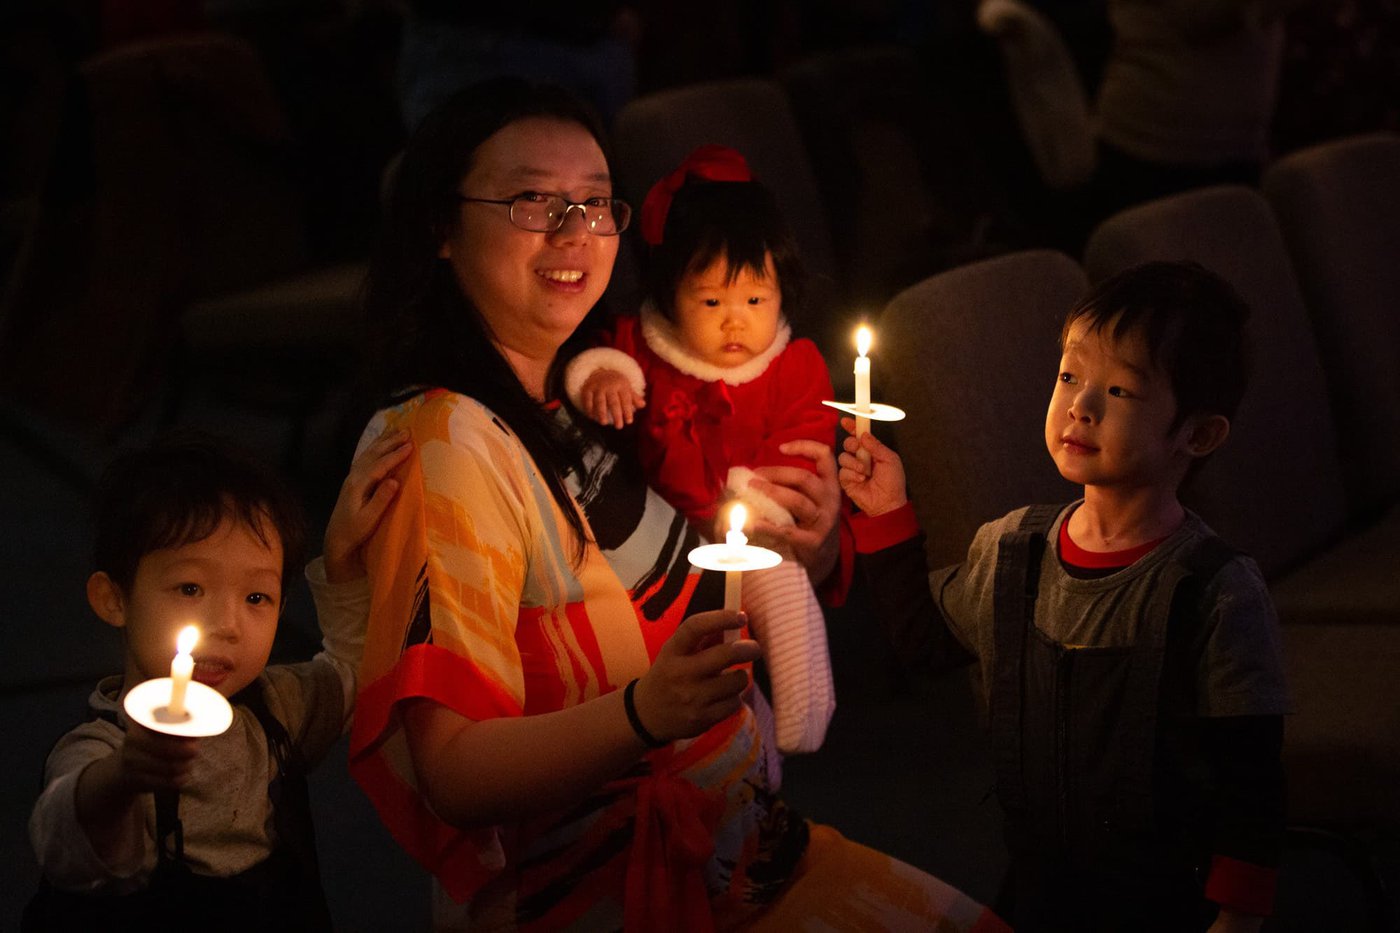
365 77 616 558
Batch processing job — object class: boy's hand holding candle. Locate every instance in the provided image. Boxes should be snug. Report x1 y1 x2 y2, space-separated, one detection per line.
822 323 906 466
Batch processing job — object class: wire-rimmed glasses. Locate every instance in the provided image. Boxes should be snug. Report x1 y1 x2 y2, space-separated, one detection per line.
459 192 632 236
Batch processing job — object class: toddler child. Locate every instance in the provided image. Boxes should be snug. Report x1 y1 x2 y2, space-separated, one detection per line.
839 261 1289 933
27 429 409 932
564 144 836 755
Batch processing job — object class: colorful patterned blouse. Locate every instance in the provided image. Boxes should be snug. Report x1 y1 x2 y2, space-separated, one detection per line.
349 389 807 932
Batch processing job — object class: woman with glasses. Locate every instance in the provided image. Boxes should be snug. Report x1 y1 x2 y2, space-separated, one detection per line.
348 76 1007 932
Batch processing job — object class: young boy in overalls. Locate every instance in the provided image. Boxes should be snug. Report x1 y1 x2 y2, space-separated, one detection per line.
839 261 1289 933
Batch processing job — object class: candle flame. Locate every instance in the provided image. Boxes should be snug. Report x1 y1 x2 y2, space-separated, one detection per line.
856 325 872 358
729 503 748 535
176 626 199 656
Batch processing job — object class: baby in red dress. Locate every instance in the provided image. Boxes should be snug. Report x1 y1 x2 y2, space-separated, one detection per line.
565 145 836 756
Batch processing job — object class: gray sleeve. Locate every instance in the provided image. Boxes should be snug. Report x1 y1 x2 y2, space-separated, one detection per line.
305 554 369 710
932 510 1025 667
29 724 150 890
1198 556 1292 717
262 659 351 768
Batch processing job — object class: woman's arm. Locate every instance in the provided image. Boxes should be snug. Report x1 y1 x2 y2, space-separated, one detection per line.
403 609 761 828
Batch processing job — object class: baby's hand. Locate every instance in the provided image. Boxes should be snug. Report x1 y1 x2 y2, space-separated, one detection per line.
837 416 909 516
118 722 199 793
324 429 412 583
580 369 645 429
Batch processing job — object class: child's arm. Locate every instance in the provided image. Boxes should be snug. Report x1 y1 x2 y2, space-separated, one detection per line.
1199 713 1285 928
858 513 979 675
836 415 909 516
580 369 647 429
310 429 411 727
30 723 197 886
322 428 411 583
1193 563 1288 927
262 428 412 764
72 726 197 857
564 348 647 429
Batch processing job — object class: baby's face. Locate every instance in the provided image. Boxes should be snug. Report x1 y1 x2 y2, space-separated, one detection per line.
118 515 283 699
673 251 782 369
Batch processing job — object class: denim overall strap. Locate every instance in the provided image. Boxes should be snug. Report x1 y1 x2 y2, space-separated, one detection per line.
234 681 333 932
1116 533 1238 831
1116 560 1191 830
989 504 1064 815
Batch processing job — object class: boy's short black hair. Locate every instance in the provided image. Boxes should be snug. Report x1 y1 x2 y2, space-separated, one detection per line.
92 430 307 598
1063 260 1252 429
647 180 807 326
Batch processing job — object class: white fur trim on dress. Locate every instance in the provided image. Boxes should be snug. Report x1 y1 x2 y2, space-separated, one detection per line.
564 347 647 407
727 466 795 527
639 301 791 387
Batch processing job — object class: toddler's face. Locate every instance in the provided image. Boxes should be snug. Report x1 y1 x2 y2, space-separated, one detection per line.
673 251 782 369
1045 319 1193 491
111 515 284 699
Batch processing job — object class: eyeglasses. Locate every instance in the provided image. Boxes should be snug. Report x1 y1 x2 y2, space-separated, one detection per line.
458 192 632 236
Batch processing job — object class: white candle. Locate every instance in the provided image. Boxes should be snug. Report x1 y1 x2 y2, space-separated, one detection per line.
168 626 199 717
854 326 873 462
723 504 747 640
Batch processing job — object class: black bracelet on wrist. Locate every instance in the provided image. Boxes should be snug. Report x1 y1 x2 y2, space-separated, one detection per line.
623 678 666 749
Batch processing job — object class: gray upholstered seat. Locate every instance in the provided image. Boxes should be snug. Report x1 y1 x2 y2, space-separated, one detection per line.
879 249 1085 570
1263 132 1400 517
67 33 368 460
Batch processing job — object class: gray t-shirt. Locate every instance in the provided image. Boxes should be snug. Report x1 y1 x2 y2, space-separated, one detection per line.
932 504 1291 718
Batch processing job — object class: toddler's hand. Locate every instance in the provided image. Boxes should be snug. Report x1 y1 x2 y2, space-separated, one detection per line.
580 369 645 429
837 416 909 516
118 722 199 793
324 429 412 583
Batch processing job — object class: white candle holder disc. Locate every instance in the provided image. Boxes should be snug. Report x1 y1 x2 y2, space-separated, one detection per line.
687 543 783 574
821 400 906 422
124 678 234 737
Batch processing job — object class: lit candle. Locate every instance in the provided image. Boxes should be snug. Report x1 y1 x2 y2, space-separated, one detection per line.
724 503 747 623
168 626 199 717
854 326 873 462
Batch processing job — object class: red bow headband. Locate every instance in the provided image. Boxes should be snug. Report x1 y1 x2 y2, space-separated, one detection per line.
639 144 754 246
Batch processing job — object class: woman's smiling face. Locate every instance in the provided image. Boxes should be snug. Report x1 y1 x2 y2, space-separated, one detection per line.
440 117 618 383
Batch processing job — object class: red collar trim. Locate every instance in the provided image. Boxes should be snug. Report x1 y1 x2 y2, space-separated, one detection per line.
1058 518 1165 569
